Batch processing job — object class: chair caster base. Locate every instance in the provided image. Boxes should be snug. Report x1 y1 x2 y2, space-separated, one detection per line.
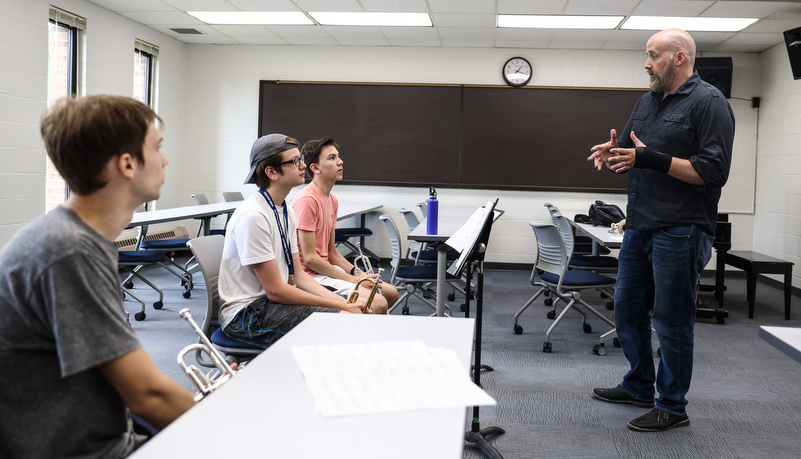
513 324 523 334
593 344 606 355
134 311 146 321
543 342 552 353
153 301 163 310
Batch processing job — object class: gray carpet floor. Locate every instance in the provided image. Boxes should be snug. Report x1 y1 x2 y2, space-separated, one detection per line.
127 258 801 459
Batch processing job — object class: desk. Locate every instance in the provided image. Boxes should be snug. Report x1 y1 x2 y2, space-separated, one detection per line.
128 201 243 236
408 215 472 317
759 326 801 365
570 221 623 255
336 202 383 258
133 313 476 459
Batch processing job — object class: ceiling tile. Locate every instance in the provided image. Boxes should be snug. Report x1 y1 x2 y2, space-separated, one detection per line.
497 0 568 15
230 36 289 45
428 0 496 14
321 26 386 39
563 0 641 16
745 18 801 34
209 25 277 37
386 38 443 46
380 27 440 39
702 1 789 18
439 28 496 40
283 36 339 45
265 25 330 38
88 0 177 12
441 39 496 47
432 13 496 28
631 0 714 17
161 0 236 11
358 0 430 12
292 0 365 12
335 37 392 46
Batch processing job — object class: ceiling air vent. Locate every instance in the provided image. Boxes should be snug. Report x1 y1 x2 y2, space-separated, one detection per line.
170 28 203 35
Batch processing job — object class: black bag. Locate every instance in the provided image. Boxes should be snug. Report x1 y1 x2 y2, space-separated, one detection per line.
576 200 625 227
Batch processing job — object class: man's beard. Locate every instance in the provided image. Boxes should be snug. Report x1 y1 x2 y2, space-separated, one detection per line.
649 59 676 93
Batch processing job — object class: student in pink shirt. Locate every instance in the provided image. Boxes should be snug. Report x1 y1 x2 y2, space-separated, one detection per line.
291 137 398 313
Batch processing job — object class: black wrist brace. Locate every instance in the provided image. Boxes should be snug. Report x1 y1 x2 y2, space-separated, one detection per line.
634 147 672 173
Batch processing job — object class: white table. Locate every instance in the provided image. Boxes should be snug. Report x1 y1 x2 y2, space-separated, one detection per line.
133 313 476 459
759 326 801 365
128 201 243 236
408 215 472 317
337 202 382 221
570 220 623 255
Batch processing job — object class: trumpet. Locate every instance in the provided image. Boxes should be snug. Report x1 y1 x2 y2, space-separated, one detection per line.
352 242 373 274
177 308 237 401
346 267 385 313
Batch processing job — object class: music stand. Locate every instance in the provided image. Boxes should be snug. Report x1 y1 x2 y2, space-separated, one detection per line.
447 200 505 459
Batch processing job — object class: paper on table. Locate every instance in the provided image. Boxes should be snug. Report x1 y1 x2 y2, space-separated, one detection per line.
292 340 496 417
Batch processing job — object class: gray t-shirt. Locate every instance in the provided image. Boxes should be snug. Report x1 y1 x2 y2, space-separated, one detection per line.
0 207 142 458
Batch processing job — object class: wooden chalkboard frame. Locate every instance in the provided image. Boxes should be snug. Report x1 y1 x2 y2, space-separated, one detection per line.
258 80 646 193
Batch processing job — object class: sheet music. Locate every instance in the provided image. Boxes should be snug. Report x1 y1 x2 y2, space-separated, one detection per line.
445 201 495 276
445 201 494 254
292 341 496 417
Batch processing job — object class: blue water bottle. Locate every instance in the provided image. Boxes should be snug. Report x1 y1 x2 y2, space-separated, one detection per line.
426 187 438 235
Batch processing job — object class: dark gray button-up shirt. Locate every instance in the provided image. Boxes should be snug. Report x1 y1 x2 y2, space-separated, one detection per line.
618 72 735 235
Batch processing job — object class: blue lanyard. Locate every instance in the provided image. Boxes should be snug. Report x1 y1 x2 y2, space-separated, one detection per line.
258 188 294 283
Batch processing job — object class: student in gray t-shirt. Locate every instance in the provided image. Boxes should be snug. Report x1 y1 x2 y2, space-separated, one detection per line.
0 95 197 458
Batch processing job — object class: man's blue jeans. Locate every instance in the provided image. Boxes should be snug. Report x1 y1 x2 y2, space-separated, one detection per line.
615 225 713 415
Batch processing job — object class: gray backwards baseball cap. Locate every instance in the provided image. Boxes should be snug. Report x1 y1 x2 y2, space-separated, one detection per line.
243 134 300 184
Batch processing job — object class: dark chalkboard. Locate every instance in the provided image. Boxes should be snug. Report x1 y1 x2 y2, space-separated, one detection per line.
258 81 646 192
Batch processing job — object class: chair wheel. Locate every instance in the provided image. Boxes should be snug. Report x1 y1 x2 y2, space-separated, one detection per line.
583 323 592 333
593 344 606 355
123 280 134 289
543 342 552 353
546 310 556 320
402 306 410 315
134 311 146 321
153 301 163 310
513 324 523 334
606 301 614 310
460 303 466 312
613 338 621 348
544 298 553 306
183 290 191 299
447 293 455 301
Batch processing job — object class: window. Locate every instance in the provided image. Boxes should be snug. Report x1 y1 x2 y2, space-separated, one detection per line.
47 6 84 211
134 39 158 107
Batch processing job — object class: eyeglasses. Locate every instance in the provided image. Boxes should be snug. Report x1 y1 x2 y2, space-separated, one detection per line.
276 156 304 168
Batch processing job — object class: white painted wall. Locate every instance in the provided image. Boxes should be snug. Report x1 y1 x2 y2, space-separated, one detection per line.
181 44 760 266
754 42 801 287
0 0 186 247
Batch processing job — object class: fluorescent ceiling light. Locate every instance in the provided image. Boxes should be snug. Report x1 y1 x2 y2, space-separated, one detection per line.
187 11 313 25
621 16 758 32
309 12 432 27
498 15 624 29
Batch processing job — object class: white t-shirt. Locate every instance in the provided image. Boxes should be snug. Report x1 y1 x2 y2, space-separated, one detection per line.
218 194 299 328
